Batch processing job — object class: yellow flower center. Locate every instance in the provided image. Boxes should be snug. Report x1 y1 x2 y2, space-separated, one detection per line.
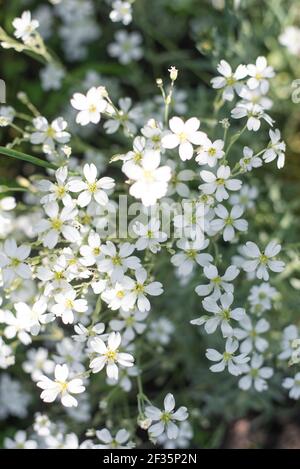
178 132 187 143
116 290 125 299
57 381 68 392
134 283 144 293
208 147 216 156
65 299 74 309
216 178 225 185
226 77 236 86
186 249 197 259
11 258 20 267
51 218 62 230
56 186 66 197
112 255 122 265
88 182 97 193
93 247 101 255
89 104 97 113
46 127 56 138
105 349 117 361
259 254 268 264
143 170 155 183
54 271 64 280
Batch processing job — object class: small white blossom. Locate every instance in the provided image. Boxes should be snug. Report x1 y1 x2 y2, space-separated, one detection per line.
199 165 242 202
71 87 108 126
241 240 285 280
211 60 248 101
162 117 207 161
108 30 143 64
109 1 132 25
30 116 70 150
263 129 286 169
195 139 224 167
282 373 300 400
239 146 262 172
234 317 270 354
211 204 248 241
0 239 31 285
238 354 273 391
13 11 39 43
145 393 188 440
247 56 274 94
206 338 250 375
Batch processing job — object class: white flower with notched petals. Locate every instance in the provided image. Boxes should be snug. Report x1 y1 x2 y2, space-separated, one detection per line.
0 239 31 285
241 240 285 280
104 97 141 135
247 56 274 93
3 307 32 345
195 139 224 167
262 129 286 169
68 163 115 207
194 264 239 299
199 165 242 202
238 354 273 392
167 161 194 197
13 11 39 43
210 204 248 241
234 317 270 354
37 166 72 207
128 268 163 312
52 289 88 325
231 102 274 131
162 117 207 161
37 364 85 407
248 282 278 314
279 26 300 56
122 151 171 206
229 185 258 209
109 1 132 25
71 87 108 126
15 299 53 336
211 60 248 101
110 309 148 343
108 30 143 64
89 332 134 380
0 337 15 370
23 348 54 382
171 238 213 277
0 106 15 127
72 322 106 344
94 428 134 449
133 219 167 254
30 116 70 150
192 293 247 338
283 373 300 399
101 276 136 311
145 393 188 440
79 231 103 266
206 338 250 375
279 325 299 361
36 201 80 249
239 146 262 172
4 430 37 449
97 241 140 282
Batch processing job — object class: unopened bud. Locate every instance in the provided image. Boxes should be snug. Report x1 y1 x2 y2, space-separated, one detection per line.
138 417 152 430
168 66 178 81
156 78 163 87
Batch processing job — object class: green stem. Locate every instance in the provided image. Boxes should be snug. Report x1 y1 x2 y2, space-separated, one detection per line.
0 146 58 170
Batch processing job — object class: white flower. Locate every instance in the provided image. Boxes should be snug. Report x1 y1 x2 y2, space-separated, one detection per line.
101 277 136 311
52 289 88 325
206 338 250 375
199 165 242 202
231 102 274 131
262 129 286 169
171 238 213 277
192 293 247 338
110 309 148 343
0 337 15 369
195 139 224 167
37 166 72 206
279 325 299 361
36 201 80 249
133 219 167 253
71 87 108 126
104 97 141 135
248 282 278 314
247 56 274 94
162 117 207 161
108 30 143 64
128 268 163 312
0 106 15 127
72 322 106 343
37 364 85 407
279 26 300 56
79 231 103 266
15 299 53 336
94 428 134 449
239 146 262 172
68 163 115 207
238 354 273 392
3 308 32 345
194 264 239 299
122 151 171 206
210 204 248 241
0 239 31 285
167 161 194 197
89 331 134 380
23 348 54 382
109 1 132 25
283 373 300 399
234 317 270 354
147 318 174 345
4 430 37 449
158 421 193 449
97 241 140 282
30 116 70 150
40 63 65 91
229 185 258 209
241 240 285 280
211 60 248 101
145 393 188 440
12 11 39 43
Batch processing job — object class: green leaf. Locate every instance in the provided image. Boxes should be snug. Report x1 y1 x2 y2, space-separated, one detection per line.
0 146 58 170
